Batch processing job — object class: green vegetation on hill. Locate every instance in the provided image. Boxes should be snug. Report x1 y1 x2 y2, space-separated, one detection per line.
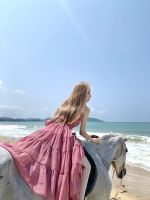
0 117 43 122
88 117 104 122
0 117 104 122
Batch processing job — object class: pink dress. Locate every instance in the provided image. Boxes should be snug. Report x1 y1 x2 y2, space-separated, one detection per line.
0 118 84 200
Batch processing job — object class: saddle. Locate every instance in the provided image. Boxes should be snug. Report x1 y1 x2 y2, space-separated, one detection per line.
73 133 98 197
84 135 99 197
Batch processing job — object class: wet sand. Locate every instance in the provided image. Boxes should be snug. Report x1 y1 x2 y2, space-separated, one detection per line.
110 164 150 200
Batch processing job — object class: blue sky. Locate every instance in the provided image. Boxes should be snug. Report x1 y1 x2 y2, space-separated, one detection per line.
0 0 150 122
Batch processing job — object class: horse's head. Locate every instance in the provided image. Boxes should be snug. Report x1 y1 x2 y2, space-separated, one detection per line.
83 134 128 181
111 137 128 179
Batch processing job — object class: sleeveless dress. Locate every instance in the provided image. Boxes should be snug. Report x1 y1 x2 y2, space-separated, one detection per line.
0 118 84 200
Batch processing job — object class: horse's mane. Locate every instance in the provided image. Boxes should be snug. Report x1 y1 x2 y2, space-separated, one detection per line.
101 134 128 144
101 134 117 140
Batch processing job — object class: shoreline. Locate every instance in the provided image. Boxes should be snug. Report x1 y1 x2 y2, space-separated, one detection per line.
110 164 150 200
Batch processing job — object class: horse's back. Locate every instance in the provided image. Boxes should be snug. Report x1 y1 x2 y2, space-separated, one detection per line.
0 146 43 200
0 146 13 200
83 142 112 200
0 146 12 180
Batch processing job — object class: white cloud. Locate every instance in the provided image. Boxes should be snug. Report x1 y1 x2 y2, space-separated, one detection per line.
0 105 24 118
0 80 3 89
13 89 27 95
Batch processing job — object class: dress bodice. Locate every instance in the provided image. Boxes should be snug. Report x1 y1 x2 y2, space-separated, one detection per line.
69 117 81 129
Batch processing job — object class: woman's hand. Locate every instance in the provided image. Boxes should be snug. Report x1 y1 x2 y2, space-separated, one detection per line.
90 135 101 144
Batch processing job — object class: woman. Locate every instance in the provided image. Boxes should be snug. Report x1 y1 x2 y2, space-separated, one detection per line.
0 81 100 200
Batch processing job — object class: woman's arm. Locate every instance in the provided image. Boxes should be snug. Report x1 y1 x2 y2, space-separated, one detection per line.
79 106 100 144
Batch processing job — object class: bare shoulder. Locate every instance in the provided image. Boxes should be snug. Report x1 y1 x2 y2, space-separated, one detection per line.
81 106 90 118
84 106 90 113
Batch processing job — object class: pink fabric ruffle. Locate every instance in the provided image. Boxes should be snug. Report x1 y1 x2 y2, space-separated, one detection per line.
0 120 84 200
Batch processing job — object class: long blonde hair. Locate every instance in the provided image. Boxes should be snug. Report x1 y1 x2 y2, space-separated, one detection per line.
51 82 90 124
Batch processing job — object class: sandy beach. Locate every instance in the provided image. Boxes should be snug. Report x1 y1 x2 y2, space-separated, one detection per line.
0 135 17 144
0 136 150 200
110 164 150 200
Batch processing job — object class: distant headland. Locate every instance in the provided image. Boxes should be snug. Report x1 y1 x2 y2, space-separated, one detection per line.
0 117 104 122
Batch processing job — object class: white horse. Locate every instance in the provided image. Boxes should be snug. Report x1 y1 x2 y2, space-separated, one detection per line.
0 135 128 200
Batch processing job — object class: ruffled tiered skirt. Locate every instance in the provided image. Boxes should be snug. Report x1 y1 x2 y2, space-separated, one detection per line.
0 122 84 200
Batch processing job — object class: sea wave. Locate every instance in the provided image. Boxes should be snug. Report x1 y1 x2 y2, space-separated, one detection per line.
126 135 150 143
76 131 150 144
0 125 27 130
0 124 40 138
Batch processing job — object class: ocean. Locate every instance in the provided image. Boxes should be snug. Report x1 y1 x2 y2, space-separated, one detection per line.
0 121 150 171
